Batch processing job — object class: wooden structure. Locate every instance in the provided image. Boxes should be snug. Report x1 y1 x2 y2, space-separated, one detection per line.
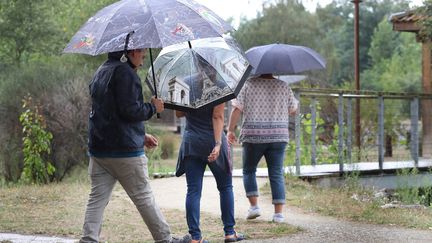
391 10 432 158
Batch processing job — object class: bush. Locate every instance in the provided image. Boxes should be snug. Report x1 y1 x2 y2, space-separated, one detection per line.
19 95 55 184
160 134 177 159
0 57 94 182
42 76 90 180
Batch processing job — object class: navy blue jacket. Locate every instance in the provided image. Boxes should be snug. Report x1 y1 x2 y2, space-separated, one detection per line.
88 53 156 155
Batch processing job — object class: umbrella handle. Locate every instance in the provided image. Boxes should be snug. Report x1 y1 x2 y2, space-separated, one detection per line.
121 31 135 63
149 49 161 119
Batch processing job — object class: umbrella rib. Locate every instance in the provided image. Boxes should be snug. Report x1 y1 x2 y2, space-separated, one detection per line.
298 46 326 67
144 1 165 48
176 0 232 36
92 1 127 55
158 50 190 89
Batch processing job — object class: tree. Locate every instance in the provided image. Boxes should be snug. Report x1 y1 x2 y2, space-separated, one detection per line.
417 0 432 41
361 17 421 91
320 0 411 85
0 0 61 66
234 0 321 50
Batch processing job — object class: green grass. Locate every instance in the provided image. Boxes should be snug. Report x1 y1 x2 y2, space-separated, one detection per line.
282 176 432 229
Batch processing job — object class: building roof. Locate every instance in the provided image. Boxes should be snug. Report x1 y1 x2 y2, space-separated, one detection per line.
389 10 422 32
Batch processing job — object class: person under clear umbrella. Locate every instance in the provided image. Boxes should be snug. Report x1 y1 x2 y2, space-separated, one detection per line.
175 101 245 242
81 49 184 243
227 74 299 224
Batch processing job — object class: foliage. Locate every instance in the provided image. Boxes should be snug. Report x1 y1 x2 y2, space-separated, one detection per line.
160 134 177 159
306 0 412 85
19 95 55 184
395 168 432 206
234 0 321 50
0 0 62 66
285 103 341 167
0 0 426 183
362 20 421 92
417 0 432 42
285 176 432 229
0 57 93 182
43 75 91 180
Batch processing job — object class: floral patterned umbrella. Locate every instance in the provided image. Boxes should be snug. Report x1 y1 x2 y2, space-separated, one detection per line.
63 0 233 55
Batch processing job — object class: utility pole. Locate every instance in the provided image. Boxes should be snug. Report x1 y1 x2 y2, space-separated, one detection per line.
352 0 362 158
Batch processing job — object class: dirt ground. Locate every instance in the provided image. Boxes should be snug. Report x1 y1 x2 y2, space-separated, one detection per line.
151 176 432 243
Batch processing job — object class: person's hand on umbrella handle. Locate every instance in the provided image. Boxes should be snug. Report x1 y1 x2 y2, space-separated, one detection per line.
144 134 158 149
151 96 164 113
208 144 221 162
227 131 237 145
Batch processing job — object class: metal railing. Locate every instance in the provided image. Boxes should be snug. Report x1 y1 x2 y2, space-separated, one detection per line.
291 88 432 175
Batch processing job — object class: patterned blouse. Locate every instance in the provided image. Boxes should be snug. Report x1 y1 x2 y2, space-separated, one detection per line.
232 77 299 144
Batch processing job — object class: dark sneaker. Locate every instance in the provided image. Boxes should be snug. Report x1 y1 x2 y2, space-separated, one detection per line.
178 234 209 243
170 235 185 243
224 232 245 242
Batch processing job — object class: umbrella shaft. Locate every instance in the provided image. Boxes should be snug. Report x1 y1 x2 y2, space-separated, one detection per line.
149 49 158 98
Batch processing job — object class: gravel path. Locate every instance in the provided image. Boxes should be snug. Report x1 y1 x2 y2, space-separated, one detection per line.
151 176 432 243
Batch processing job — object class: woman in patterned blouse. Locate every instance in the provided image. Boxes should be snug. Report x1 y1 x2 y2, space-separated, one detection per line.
227 74 299 223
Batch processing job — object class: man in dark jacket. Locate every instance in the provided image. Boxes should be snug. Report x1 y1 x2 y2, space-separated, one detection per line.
80 49 181 243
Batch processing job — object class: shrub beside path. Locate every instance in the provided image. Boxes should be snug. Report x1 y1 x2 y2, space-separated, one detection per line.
151 176 432 243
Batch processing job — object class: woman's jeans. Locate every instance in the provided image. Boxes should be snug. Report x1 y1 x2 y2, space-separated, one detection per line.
242 142 287 204
184 156 235 240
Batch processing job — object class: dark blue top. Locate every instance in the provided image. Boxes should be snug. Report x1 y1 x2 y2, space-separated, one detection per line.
176 105 232 176
88 53 156 157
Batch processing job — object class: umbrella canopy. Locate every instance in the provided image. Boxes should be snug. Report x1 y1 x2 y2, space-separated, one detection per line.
145 36 252 111
275 75 307 84
246 43 326 75
63 0 233 55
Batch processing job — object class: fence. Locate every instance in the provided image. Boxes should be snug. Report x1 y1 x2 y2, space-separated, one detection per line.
290 88 432 175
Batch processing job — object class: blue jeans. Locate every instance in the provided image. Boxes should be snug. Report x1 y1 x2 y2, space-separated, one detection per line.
184 156 235 240
242 142 287 204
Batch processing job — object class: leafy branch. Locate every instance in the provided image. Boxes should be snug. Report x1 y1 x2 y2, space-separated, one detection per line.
19 95 55 184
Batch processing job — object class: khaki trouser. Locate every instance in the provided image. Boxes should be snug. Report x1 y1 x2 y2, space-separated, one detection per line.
80 156 172 243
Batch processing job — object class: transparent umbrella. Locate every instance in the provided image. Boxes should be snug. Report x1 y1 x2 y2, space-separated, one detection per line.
145 36 252 111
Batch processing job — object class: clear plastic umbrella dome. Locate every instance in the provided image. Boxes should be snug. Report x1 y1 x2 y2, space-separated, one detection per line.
146 36 252 111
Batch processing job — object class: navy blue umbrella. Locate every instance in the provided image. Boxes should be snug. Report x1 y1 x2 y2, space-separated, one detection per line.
245 43 326 75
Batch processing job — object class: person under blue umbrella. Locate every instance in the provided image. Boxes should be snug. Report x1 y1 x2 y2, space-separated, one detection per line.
227 42 325 223
227 73 299 224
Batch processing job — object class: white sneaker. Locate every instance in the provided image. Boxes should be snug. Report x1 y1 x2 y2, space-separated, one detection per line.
272 213 285 223
246 206 261 220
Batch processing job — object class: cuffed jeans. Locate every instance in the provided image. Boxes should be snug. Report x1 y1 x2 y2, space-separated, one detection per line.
242 142 287 204
184 156 235 241
80 156 172 243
